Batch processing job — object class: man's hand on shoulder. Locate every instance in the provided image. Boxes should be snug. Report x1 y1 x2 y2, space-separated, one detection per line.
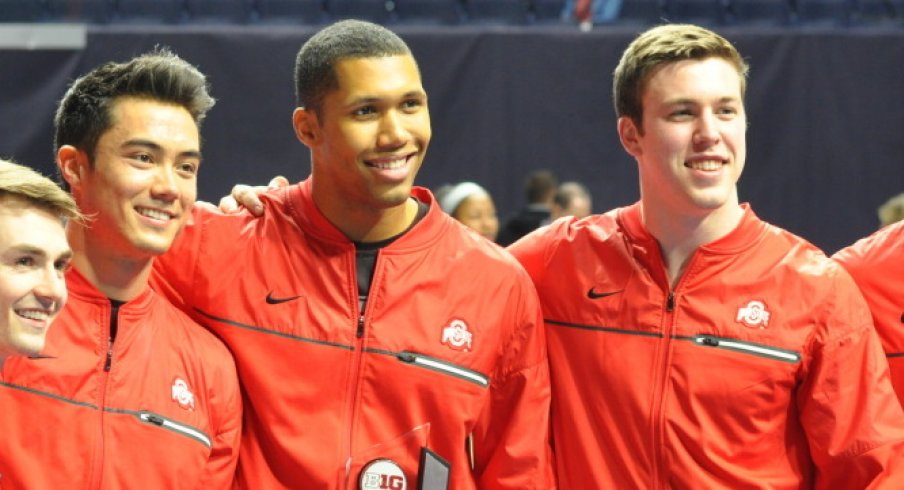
217 176 290 217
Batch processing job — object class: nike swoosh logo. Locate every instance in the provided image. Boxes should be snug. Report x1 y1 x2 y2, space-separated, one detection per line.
266 292 303 305
587 288 623 300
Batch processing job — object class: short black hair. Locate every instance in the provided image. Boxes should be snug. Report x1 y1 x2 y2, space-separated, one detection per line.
54 47 214 162
294 19 413 118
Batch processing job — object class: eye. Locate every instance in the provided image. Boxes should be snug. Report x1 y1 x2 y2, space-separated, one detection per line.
128 152 155 166
717 106 739 117
54 258 72 275
15 256 35 268
666 104 696 121
176 162 199 176
401 99 423 112
353 106 377 117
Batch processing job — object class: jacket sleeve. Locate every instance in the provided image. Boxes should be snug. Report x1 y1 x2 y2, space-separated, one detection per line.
152 204 250 312
507 223 558 288
833 223 904 407
797 274 904 489
195 348 243 489
471 270 556 489
152 205 209 311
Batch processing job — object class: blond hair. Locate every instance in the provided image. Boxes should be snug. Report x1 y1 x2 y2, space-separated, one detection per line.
0 159 82 222
613 24 749 130
878 193 904 228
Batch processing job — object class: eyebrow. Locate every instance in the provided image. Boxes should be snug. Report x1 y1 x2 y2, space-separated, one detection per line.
348 90 427 105
6 244 73 261
666 96 740 106
122 138 202 161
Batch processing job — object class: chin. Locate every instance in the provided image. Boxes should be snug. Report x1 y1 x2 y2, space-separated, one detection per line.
134 239 176 257
10 335 45 357
376 189 413 208
690 190 733 210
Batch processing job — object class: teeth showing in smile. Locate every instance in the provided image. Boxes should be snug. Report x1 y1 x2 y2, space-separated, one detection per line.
16 309 50 321
368 157 407 170
688 160 723 171
137 208 172 221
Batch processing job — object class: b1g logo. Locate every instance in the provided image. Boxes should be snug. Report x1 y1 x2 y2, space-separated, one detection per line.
171 377 195 411
441 319 473 351
359 459 407 490
736 300 771 329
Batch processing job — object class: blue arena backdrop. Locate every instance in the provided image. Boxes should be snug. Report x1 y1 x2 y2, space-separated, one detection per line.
1 24 902 254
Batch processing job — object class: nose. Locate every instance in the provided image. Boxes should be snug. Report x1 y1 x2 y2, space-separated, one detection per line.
693 111 721 147
151 165 179 203
376 111 408 149
483 216 499 237
34 266 67 313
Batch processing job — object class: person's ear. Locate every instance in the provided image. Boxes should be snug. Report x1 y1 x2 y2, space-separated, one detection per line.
617 116 643 158
57 145 88 191
293 107 320 148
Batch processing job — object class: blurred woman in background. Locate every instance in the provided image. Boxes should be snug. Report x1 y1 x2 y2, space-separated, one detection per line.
437 181 500 242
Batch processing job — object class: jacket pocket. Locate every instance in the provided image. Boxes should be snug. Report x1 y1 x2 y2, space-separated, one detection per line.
396 352 490 388
689 334 801 363
135 410 212 448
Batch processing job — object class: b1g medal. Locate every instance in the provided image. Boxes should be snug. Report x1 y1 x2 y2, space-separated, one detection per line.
359 458 407 490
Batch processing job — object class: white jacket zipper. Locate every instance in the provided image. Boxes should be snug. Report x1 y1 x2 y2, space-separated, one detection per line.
397 352 490 387
137 411 212 448
692 335 801 363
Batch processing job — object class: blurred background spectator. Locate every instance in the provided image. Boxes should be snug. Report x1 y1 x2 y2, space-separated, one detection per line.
550 181 593 221
437 181 500 242
561 0 623 31
497 169 558 246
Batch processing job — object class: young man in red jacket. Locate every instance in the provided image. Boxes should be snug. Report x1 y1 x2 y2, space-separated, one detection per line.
0 50 241 489
152 19 554 489
834 220 904 406
508 24 904 488
0 159 77 369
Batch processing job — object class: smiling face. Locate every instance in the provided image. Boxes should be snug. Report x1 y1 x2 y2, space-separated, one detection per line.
454 194 499 242
0 198 70 360
63 96 200 259
297 54 431 221
619 57 746 219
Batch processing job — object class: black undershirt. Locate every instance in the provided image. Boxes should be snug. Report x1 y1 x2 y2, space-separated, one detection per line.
109 299 125 342
354 198 428 312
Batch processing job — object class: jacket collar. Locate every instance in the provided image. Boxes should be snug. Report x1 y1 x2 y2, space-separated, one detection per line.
286 177 449 251
619 201 766 256
65 266 154 312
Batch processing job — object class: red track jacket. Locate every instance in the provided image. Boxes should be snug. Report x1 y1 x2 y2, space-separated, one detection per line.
509 202 904 489
0 267 241 489
151 179 554 489
834 219 904 407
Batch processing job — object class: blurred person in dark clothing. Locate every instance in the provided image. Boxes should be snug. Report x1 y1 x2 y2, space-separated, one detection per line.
497 169 557 246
